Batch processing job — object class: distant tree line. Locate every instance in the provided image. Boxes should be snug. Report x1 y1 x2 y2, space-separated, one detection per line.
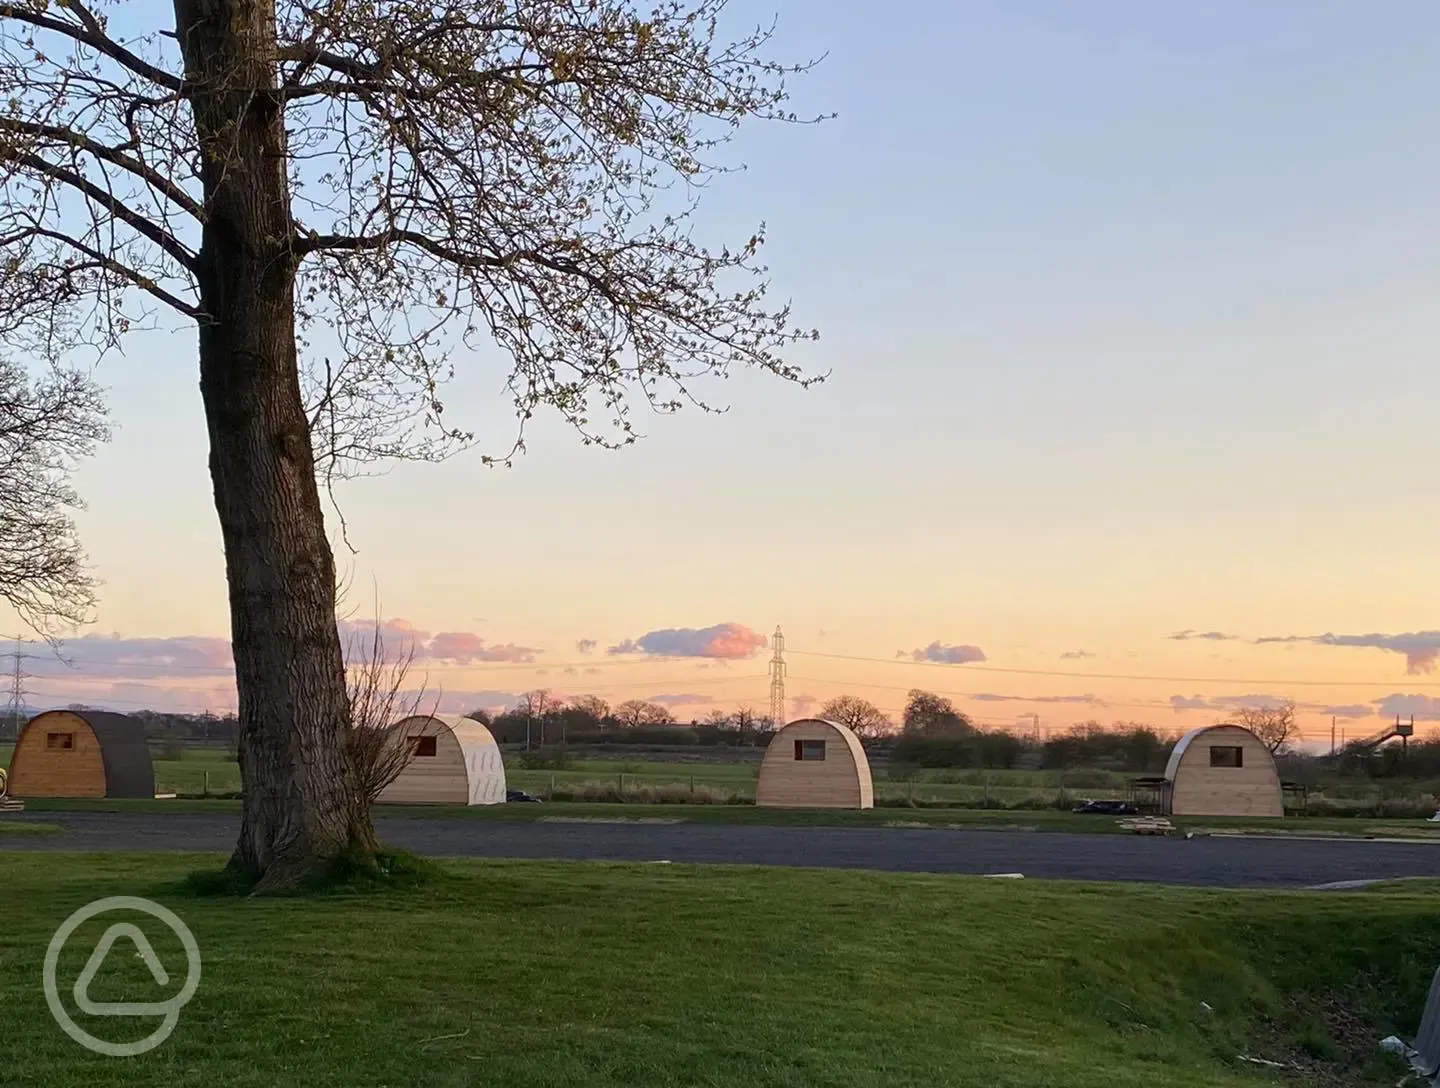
468 691 780 749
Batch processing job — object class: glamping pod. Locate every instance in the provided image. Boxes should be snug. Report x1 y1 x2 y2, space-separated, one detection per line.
756 718 874 809
1162 723 1283 818
8 710 155 799
378 714 507 805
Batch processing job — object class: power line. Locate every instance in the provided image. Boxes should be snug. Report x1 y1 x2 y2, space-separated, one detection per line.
787 647 1440 690
768 626 787 728
5 634 31 740
787 673 1173 712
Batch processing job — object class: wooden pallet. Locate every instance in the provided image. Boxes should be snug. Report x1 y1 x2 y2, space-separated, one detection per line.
0 798 26 813
1118 816 1174 836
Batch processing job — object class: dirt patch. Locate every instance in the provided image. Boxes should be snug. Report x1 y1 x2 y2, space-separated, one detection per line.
1249 993 1413 1088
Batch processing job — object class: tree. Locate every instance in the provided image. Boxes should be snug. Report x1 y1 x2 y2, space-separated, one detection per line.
818 695 892 740
341 616 430 817
613 699 674 730
1232 702 1297 754
0 0 821 887
517 688 562 747
567 694 610 730
901 689 974 738
0 358 109 635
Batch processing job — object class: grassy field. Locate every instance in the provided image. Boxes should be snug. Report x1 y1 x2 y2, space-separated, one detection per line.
4 744 1438 819
0 853 1430 1086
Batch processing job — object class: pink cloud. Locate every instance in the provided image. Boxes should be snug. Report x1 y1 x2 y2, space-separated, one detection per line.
49 634 235 678
337 618 539 665
608 623 767 660
426 631 539 664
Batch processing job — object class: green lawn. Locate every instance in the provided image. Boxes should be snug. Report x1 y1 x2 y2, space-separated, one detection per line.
0 853 1428 1086
0 820 60 834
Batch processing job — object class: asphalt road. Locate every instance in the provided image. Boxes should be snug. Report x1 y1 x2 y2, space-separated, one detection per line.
5 811 1440 888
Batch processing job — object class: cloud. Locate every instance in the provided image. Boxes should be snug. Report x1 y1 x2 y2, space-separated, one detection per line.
27 678 240 715
969 693 1105 705
21 673 525 717
1059 650 1094 660
38 633 236 679
576 639 597 655
425 631 539 664
1168 630 1239 642
1255 631 1440 674
791 693 817 715
649 693 715 708
1168 693 1293 713
1316 703 1374 721
16 619 539 713
337 618 540 665
904 641 987 665
1374 694 1440 721
607 623 767 660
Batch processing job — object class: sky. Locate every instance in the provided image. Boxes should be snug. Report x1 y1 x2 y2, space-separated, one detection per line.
6 0 1440 746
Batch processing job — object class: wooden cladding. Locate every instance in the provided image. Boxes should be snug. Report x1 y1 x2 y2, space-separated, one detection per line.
8 710 155 799
758 719 873 809
378 715 507 806
1166 724 1281 818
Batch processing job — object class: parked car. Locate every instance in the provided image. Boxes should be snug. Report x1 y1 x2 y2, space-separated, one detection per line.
506 789 543 804
1072 799 1139 816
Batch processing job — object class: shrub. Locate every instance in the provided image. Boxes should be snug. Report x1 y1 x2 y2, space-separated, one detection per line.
548 780 740 805
514 748 573 771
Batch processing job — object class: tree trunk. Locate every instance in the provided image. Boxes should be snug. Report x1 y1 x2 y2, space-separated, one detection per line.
174 0 371 889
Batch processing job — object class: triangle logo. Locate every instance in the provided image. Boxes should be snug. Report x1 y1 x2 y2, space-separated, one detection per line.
72 923 175 1017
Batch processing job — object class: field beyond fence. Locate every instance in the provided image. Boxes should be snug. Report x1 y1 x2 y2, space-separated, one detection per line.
3 743 1438 817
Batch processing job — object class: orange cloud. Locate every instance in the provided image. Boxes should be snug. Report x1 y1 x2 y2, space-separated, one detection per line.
608 622 767 660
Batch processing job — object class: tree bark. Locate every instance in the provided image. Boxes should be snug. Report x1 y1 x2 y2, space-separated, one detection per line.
174 0 370 889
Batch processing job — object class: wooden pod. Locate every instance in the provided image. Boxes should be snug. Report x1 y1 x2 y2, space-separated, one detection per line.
377 714 507 805
1163 723 1282 818
8 710 155 799
756 718 874 809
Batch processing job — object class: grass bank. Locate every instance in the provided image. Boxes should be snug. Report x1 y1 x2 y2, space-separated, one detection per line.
0 820 60 835
18 796 1440 841
0 853 1430 1086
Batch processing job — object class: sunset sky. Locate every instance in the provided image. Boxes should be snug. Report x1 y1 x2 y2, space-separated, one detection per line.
5 1 1440 746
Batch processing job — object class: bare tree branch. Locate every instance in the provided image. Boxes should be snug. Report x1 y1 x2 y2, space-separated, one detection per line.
0 356 109 636
0 118 205 221
0 2 184 91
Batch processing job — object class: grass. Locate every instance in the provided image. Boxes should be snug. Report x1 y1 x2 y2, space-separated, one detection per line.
0 819 61 835
5 745 1440 815
18 795 1440 842
0 853 1428 1086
